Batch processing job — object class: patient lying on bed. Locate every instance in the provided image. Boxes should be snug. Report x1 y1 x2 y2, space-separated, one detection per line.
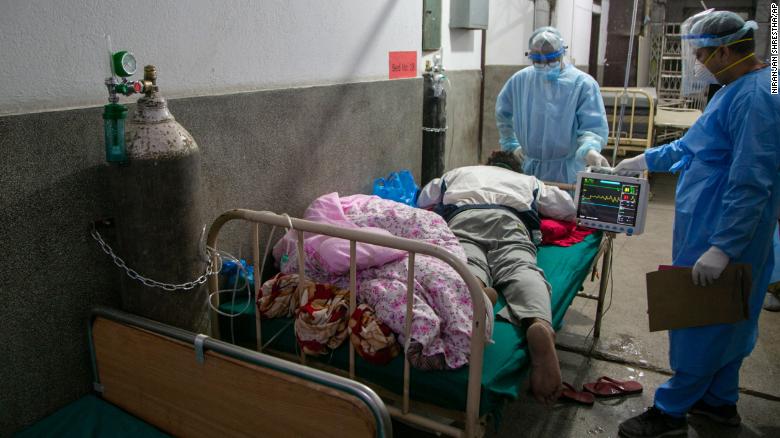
417 150 576 406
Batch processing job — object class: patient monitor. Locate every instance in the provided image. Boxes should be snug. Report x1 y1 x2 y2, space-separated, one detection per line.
574 170 649 236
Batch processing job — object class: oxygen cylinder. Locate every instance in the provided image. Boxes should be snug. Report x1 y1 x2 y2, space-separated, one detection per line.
113 65 207 332
421 64 447 186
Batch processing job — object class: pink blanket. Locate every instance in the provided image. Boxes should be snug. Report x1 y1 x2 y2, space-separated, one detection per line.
273 193 493 369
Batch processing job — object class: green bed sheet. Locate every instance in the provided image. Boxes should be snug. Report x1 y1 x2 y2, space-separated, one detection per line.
220 232 602 416
15 395 170 438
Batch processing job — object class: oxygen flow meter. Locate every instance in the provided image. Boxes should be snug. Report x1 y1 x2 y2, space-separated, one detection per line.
112 50 137 77
102 39 150 164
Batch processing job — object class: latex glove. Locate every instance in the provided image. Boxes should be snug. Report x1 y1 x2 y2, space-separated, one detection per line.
614 154 647 176
512 146 525 163
585 149 610 168
692 246 730 286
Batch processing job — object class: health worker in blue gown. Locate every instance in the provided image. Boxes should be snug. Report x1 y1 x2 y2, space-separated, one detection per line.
495 26 610 185
616 10 780 438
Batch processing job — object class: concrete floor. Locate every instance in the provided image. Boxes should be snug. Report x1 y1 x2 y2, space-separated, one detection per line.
397 173 780 437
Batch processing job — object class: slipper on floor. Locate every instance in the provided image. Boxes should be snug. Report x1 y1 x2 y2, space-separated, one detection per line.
559 382 595 405
583 376 643 397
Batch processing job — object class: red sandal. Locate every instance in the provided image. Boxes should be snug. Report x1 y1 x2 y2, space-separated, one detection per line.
583 376 643 398
558 382 595 405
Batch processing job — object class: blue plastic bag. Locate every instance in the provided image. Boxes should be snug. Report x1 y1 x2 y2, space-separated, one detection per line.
221 259 254 297
373 169 419 207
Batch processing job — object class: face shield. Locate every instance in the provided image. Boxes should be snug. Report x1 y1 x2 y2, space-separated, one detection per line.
681 9 759 95
526 27 567 79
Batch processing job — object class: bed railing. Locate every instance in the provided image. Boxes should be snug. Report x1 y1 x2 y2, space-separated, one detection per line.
601 87 656 156
207 209 488 437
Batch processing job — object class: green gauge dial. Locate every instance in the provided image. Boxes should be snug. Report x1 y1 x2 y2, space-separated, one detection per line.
112 51 137 77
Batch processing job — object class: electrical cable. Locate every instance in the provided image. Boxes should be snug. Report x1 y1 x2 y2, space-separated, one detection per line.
207 219 283 323
206 247 253 319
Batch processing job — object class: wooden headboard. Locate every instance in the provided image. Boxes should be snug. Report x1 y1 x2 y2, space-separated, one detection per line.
90 308 391 437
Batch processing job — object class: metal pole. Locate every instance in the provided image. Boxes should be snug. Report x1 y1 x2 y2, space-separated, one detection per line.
594 233 614 338
611 0 641 166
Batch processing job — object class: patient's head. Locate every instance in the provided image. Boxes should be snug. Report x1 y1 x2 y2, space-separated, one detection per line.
486 150 524 173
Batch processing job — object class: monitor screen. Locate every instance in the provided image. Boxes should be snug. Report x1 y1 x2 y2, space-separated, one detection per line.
577 177 641 227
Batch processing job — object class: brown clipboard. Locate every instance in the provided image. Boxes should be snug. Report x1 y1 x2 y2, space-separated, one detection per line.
645 264 751 332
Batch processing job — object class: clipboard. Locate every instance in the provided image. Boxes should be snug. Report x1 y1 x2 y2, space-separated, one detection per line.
645 264 751 332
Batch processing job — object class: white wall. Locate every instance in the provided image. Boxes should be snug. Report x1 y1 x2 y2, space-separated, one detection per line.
0 0 421 115
597 0 610 69
485 0 536 65
554 0 594 67
484 0 595 67
421 0 483 71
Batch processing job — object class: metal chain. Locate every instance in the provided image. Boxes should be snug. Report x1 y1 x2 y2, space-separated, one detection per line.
90 226 217 291
422 126 448 133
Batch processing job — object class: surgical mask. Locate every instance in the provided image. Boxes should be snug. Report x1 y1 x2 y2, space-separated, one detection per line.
693 60 719 84
534 61 562 80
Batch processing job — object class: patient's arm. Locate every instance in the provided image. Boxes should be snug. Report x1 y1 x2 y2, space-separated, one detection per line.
416 177 444 209
535 181 576 221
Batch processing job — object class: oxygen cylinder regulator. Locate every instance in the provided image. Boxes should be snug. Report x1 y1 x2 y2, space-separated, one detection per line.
102 40 153 163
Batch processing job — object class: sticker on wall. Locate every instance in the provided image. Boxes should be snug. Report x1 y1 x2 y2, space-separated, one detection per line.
389 51 417 79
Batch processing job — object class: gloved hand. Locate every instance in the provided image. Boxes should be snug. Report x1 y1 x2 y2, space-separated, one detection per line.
614 153 648 176
512 146 525 163
585 149 610 168
692 246 730 286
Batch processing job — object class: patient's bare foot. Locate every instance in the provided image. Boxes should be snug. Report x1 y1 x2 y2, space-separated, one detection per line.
526 320 562 407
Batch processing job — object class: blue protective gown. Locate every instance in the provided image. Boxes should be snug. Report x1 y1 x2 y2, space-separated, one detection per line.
645 66 780 414
495 64 609 185
772 229 780 283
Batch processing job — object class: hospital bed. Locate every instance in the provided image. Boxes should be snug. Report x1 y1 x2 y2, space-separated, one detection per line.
600 87 656 156
18 306 392 437
653 105 702 144
207 209 610 437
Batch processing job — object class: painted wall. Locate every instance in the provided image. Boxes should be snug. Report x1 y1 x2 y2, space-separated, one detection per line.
485 0 536 65
555 0 595 68
597 0 611 84
485 0 595 68
0 0 421 115
422 0 483 70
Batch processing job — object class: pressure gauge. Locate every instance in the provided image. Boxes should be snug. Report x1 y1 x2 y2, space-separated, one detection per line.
112 51 137 77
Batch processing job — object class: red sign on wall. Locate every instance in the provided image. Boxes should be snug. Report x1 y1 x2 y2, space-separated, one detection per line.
389 51 417 79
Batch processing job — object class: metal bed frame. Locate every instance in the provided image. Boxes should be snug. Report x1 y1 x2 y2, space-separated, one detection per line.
206 209 614 437
601 87 656 156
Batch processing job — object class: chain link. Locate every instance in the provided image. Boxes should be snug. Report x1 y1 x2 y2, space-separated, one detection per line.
91 226 218 291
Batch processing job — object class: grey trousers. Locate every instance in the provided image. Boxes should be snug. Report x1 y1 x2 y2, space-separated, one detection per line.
448 208 552 326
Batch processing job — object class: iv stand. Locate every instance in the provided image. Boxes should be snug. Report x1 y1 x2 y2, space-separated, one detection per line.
610 0 641 167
